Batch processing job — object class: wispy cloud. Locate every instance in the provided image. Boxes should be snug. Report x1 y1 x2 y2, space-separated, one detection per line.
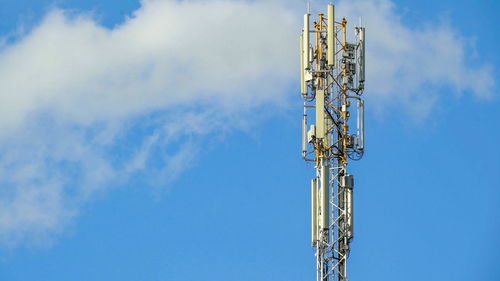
0 0 297 130
0 0 298 247
336 0 495 117
0 0 494 247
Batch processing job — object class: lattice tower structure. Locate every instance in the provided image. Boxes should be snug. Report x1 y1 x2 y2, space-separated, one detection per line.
300 4 365 281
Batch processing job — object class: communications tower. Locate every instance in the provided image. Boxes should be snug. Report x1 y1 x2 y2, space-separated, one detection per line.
300 3 365 281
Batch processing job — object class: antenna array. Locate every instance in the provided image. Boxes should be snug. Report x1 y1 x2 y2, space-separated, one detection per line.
300 4 366 281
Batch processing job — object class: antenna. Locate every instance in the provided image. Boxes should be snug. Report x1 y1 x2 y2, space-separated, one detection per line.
300 4 366 281
307 0 311 14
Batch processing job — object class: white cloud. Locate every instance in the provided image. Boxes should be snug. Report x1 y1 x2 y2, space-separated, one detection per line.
335 0 495 117
0 0 297 130
0 0 494 247
0 0 299 247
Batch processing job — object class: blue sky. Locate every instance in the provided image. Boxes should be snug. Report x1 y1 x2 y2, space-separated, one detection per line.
0 0 498 281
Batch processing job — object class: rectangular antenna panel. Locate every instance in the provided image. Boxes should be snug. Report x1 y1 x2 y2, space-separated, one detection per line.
346 184 354 239
320 164 329 229
315 90 325 139
342 174 354 239
311 178 318 245
327 4 335 66
359 27 365 83
300 35 307 94
303 14 310 69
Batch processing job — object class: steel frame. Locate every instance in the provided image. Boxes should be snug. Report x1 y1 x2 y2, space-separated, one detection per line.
302 8 365 281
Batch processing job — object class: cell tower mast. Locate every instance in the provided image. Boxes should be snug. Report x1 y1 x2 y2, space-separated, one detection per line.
300 3 365 281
